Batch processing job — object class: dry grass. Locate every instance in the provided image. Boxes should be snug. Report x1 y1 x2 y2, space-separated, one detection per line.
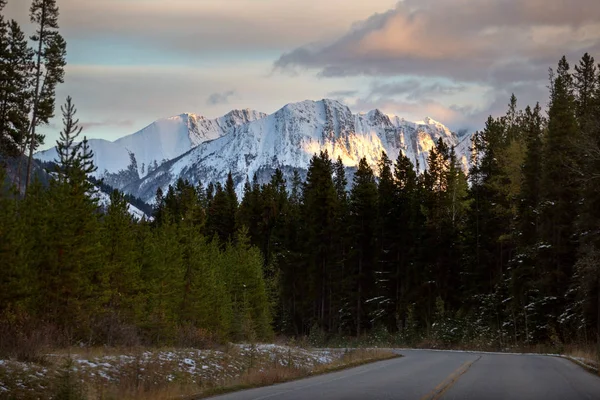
560 344 600 374
0 345 397 399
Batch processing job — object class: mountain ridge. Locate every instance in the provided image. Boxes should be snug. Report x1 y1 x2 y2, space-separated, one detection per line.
35 109 267 189
121 99 473 202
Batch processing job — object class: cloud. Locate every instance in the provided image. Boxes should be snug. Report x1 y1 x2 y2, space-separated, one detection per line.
79 120 135 131
275 0 600 85
207 90 236 106
368 80 467 101
274 0 600 128
34 62 363 149
4 0 399 54
327 90 359 98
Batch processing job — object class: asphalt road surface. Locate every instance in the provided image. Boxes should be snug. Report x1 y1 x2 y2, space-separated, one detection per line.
207 349 600 400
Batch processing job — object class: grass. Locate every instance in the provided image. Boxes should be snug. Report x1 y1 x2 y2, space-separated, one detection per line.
0 345 397 399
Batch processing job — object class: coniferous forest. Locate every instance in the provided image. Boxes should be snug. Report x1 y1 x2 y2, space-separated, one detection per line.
2 0 600 355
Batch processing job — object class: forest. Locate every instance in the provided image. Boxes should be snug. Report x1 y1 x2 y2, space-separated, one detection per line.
1 0 600 355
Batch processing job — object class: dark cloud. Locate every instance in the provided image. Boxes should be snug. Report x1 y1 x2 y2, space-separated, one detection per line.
207 90 236 106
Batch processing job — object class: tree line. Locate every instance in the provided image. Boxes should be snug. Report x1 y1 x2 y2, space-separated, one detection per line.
149 52 600 348
1 0 599 350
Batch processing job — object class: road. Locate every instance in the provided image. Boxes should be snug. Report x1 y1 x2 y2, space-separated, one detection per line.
207 349 600 400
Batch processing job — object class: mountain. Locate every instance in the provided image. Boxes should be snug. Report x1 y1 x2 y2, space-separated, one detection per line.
35 109 267 189
123 99 473 203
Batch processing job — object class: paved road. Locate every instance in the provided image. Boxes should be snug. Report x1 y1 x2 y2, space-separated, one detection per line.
207 349 600 400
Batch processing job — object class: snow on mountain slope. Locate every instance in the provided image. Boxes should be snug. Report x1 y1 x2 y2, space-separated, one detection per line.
125 99 473 203
93 189 150 221
35 109 267 189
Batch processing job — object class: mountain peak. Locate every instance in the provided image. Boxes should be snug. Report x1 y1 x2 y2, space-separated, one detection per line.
418 116 441 126
127 99 472 202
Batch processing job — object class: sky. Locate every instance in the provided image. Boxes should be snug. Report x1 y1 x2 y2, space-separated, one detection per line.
4 0 600 149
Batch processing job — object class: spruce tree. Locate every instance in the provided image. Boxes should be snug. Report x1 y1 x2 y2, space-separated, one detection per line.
376 151 398 331
0 18 33 159
300 151 337 333
572 53 600 346
511 104 545 343
99 190 143 345
393 153 422 332
539 56 579 340
0 166 31 315
28 97 102 339
348 157 378 336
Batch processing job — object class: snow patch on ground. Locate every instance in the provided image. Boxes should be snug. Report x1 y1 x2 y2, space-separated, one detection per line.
0 344 349 397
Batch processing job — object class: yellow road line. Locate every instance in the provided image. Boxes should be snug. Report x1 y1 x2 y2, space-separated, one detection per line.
420 355 481 400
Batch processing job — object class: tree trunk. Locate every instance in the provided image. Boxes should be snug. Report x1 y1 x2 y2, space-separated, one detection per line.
25 5 46 193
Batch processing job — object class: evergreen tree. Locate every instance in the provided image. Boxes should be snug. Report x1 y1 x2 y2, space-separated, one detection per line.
29 97 101 338
539 56 579 340
348 157 378 336
376 152 397 331
54 96 81 181
572 53 600 345
225 228 272 341
0 166 31 315
142 216 183 343
393 153 423 333
25 0 67 191
300 151 337 333
206 180 237 244
0 18 33 159
276 169 304 335
98 190 143 345
511 103 545 343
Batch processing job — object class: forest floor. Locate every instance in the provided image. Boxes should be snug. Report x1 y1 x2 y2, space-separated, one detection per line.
0 344 397 399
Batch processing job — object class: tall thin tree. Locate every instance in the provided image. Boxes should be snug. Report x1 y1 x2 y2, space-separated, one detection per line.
24 0 66 191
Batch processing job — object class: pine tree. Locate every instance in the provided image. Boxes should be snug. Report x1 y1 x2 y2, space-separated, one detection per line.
178 217 231 342
0 166 31 315
376 152 397 331
25 0 67 191
572 53 600 346
573 53 597 123
348 157 378 336
511 103 545 343
330 157 349 333
0 18 33 159
225 228 272 341
143 216 183 343
99 189 143 345
206 180 237 244
300 151 337 333
539 56 579 340
54 96 81 181
276 169 304 335
393 153 423 333
29 97 101 338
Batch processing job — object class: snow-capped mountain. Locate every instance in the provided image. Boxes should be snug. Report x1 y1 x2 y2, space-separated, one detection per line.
35 109 267 189
123 99 472 203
